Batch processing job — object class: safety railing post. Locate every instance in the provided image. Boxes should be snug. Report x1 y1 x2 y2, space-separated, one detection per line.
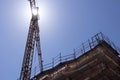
52 58 54 68
91 37 95 47
59 53 62 63
82 43 85 53
88 39 92 49
95 33 100 43
100 32 104 40
73 49 76 59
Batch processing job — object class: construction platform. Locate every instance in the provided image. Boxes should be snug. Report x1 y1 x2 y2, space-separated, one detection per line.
31 32 120 80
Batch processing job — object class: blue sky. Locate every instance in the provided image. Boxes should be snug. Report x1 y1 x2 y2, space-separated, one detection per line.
0 0 120 79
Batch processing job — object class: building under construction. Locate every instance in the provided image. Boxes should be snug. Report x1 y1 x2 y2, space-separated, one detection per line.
31 32 120 80
19 0 120 80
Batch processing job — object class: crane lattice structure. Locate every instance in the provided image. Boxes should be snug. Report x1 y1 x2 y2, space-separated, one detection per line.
20 0 43 80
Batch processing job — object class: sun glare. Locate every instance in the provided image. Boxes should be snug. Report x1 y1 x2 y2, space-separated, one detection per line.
32 7 38 16
23 1 49 24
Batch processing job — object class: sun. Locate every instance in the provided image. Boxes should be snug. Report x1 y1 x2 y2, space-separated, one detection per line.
30 3 46 20
22 1 49 24
32 7 38 16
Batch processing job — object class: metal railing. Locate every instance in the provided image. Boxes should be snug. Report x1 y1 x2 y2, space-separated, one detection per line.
31 32 120 77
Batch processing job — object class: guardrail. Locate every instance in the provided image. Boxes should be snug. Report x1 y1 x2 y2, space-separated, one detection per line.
31 32 120 77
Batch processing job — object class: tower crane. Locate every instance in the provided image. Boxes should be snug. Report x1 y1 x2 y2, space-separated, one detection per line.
20 0 43 80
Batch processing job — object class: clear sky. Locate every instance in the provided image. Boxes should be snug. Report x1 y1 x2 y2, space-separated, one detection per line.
0 0 120 79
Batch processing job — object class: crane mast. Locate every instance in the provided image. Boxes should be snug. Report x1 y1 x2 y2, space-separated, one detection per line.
20 0 43 80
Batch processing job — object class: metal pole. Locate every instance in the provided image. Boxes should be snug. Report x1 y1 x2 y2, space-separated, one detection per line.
60 53 62 63
52 58 54 68
73 49 76 59
88 39 92 49
82 43 85 53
